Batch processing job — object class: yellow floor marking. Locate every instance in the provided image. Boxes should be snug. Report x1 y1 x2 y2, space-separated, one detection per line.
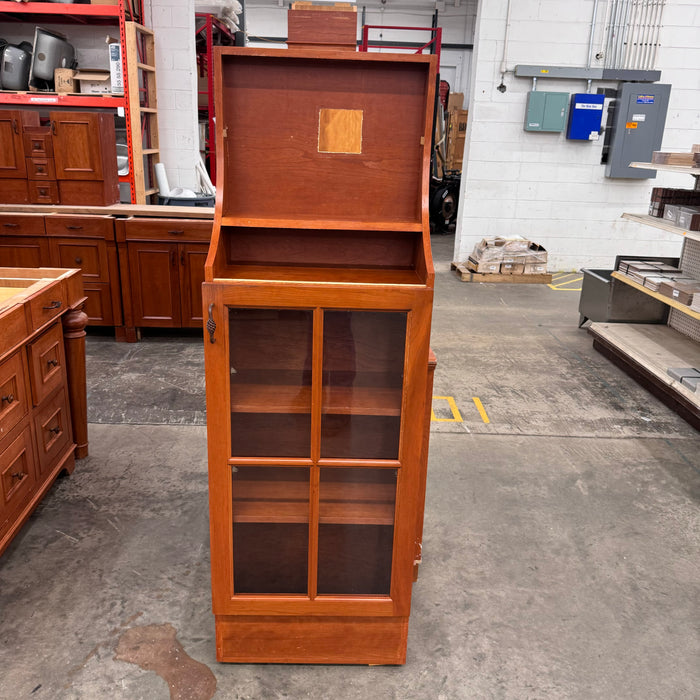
548 275 583 291
472 396 490 424
431 396 463 422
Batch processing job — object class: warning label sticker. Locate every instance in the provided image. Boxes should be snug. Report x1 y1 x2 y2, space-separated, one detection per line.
626 122 638 129
636 95 655 104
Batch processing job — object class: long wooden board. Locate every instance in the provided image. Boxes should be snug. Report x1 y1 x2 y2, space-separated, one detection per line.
451 262 552 284
0 203 214 219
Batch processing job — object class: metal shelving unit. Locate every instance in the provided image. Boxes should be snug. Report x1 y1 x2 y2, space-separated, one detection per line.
0 0 148 203
588 163 700 428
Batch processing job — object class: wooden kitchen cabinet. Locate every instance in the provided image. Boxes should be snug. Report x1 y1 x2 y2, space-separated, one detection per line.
0 266 88 556
0 111 39 184
50 112 119 206
203 47 436 664
116 217 211 339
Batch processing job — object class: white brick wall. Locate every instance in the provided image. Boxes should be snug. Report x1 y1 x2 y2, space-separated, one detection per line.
455 0 700 271
144 0 199 192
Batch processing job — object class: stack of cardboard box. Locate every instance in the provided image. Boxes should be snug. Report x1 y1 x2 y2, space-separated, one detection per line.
468 236 548 275
445 92 468 173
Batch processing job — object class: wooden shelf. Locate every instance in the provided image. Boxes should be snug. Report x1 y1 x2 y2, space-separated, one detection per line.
630 162 700 176
220 216 423 232
588 322 700 424
232 480 395 525
611 272 700 320
621 213 700 243
231 384 311 414
230 384 401 416
219 264 422 285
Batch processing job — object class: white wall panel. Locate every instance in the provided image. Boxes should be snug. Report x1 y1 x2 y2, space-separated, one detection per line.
455 0 700 271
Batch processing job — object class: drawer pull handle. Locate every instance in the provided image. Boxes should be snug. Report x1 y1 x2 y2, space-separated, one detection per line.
11 471 25 482
12 118 18 135
67 225 83 231
168 229 185 235
1 394 14 404
42 301 62 311
37 166 45 173
49 426 61 435
47 359 59 367
207 303 216 344
3 223 19 228
75 257 82 265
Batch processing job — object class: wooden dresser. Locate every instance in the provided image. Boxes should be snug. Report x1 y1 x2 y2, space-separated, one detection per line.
203 47 437 664
0 267 88 556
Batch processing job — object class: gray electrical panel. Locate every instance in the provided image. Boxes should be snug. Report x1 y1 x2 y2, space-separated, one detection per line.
524 91 569 132
604 82 671 178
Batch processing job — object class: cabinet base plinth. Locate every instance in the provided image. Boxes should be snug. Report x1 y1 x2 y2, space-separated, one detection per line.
215 615 408 665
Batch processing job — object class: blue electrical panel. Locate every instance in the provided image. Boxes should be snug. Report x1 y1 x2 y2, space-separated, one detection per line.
566 93 605 141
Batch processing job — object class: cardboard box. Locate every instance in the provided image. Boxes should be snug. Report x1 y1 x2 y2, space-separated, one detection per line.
467 256 500 274
54 68 76 94
663 204 682 224
108 41 123 94
92 0 118 4
524 262 547 275
447 92 464 111
500 262 524 275
74 69 112 94
677 206 700 230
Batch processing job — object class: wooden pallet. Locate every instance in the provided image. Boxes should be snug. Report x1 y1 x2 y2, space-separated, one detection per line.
451 262 552 284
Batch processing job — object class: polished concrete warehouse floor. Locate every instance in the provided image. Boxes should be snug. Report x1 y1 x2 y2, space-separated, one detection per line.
1 236 698 699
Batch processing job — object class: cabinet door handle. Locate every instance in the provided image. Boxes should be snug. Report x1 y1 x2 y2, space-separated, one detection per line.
170 250 176 267
42 300 62 311
168 229 185 235
180 251 185 266
49 425 61 435
51 121 57 135
11 471 25 482
207 303 216 344
12 118 18 135
1 393 14 404
67 225 83 231
47 358 59 367
3 223 19 228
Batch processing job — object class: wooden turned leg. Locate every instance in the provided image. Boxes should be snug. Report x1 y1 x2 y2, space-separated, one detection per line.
62 306 89 459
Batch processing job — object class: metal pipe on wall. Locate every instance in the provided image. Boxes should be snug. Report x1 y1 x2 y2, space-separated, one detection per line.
587 0 601 68
651 0 666 69
626 0 642 69
605 0 619 68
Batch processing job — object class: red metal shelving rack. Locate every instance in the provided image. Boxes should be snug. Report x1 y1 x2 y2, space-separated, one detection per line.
195 12 235 186
0 0 144 203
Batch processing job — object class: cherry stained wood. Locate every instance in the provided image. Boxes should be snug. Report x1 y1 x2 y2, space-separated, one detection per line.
0 111 39 180
215 616 408 665
51 111 119 206
0 267 87 555
0 236 50 269
179 244 208 327
204 45 437 664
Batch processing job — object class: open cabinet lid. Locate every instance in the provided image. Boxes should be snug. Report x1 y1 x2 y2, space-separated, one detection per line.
214 48 437 230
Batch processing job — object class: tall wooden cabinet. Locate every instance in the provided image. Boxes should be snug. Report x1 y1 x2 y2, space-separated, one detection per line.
203 47 436 664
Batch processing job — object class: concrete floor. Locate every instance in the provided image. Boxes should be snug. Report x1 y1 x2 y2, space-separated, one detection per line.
0 235 698 699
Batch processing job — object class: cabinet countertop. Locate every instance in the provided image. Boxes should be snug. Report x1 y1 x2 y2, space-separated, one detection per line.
0 204 214 220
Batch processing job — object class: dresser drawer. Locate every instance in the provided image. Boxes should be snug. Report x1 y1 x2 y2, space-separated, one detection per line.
50 238 110 283
0 351 28 443
27 323 66 406
27 284 66 334
45 215 114 239
23 129 53 158
0 213 45 237
0 424 37 528
26 157 57 181
123 217 213 243
33 388 72 477
29 181 60 205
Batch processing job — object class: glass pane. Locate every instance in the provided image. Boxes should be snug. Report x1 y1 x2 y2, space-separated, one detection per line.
321 311 406 459
229 309 313 457
317 468 396 595
232 466 309 594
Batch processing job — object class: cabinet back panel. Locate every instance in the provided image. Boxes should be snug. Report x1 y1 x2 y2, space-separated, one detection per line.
220 54 429 225
226 227 418 270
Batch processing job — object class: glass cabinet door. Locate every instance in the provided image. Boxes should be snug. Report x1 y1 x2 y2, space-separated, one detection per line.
321 311 406 459
228 309 313 458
